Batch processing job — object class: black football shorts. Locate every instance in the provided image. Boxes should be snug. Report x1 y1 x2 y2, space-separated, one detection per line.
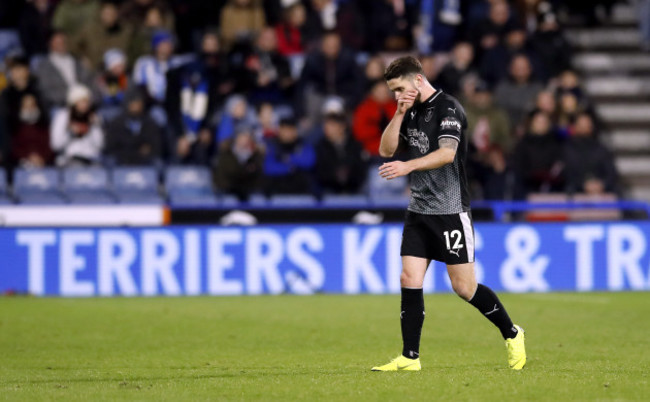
400 210 475 265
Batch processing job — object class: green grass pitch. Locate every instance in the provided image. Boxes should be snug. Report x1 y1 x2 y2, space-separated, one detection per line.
1 292 649 401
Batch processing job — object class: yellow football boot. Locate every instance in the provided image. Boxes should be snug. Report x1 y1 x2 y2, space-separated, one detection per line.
371 355 421 371
505 324 526 370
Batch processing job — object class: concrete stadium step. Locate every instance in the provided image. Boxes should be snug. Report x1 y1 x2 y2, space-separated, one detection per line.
611 2 639 25
606 130 650 152
573 53 650 74
565 28 640 50
595 103 650 123
615 156 650 177
584 77 650 98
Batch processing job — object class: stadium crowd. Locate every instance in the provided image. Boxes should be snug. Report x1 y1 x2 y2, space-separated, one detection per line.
0 0 621 203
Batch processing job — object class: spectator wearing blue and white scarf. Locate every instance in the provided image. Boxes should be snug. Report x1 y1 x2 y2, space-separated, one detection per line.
132 31 189 104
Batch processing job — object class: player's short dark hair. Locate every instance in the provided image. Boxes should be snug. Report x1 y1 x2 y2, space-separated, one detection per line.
384 56 424 81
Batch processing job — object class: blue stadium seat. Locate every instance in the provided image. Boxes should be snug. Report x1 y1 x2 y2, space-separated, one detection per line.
62 167 116 204
321 194 369 208
112 167 162 204
369 194 410 208
366 164 409 198
14 168 66 204
165 166 217 206
269 194 318 208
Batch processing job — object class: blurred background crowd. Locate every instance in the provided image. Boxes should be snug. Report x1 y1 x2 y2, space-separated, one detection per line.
0 0 642 204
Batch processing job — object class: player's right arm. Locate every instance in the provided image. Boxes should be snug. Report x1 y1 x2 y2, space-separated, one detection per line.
379 89 417 157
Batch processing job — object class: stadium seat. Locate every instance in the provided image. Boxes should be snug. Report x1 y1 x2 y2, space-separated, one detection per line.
14 167 66 204
112 167 163 204
269 194 318 208
321 194 369 208
366 164 409 198
165 166 217 206
369 194 411 208
62 167 116 204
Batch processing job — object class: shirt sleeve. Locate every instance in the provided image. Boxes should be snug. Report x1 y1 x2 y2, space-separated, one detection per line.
438 106 463 142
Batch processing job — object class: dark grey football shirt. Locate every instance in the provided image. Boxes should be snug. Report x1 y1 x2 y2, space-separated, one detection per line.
398 90 471 215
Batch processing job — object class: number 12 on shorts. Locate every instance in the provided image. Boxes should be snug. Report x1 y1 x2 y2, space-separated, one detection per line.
443 230 464 251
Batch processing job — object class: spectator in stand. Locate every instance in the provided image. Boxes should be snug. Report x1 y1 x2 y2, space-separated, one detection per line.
414 0 463 53
214 126 265 201
52 0 99 40
1 58 44 140
128 4 176 62
241 27 294 105
564 113 618 195
479 26 545 86
18 0 54 58
364 0 414 52
465 82 512 156
133 30 182 107
437 41 476 97
512 111 564 198
219 0 266 52
494 54 543 135
96 49 130 122
300 30 361 119
72 2 133 70
532 90 557 119
555 91 582 138
302 0 338 48
121 0 175 33
105 88 162 166
215 94 258 145
255 102 279 139
35 31 96 109
419 54 442 89
470 0 516 56
166 31 234 146
263 117 315 194
464 82 511 200
353 80 397 159
275 2 306 56
50 85 104 166
315 111 367 194
10 94 53 168
362 55 386 92
529 12 572 79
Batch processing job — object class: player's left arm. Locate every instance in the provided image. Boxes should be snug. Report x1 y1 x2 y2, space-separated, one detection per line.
379 105 462 180
378 138 457 179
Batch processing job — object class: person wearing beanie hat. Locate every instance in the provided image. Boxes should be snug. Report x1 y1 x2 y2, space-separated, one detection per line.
98 48 129 116
50 83 104 166
133 30 188 107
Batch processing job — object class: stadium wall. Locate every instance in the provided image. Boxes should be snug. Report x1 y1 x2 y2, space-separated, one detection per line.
1 222 650 296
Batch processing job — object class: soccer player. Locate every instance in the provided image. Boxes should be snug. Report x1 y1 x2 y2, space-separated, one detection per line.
371 56 526 371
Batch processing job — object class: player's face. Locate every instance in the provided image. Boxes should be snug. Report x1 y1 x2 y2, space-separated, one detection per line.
387 75 422 104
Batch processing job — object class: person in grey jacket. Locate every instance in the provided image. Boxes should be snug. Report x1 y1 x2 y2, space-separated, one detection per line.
493 54 543 135
35 31 95 109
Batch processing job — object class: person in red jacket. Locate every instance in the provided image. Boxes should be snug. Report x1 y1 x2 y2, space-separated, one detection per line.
352 79 397 158
275 2 306 56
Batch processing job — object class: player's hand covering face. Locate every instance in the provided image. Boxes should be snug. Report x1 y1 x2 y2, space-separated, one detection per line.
387 77 420 115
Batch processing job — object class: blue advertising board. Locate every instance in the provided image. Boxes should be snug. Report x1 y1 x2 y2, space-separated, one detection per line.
1 222 649 296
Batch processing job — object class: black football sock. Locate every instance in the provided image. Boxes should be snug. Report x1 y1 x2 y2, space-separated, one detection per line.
401 287 425 359
468 284 518 339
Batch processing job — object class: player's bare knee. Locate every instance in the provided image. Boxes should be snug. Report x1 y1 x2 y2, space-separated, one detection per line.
452 280 475 301
400 270 421 288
